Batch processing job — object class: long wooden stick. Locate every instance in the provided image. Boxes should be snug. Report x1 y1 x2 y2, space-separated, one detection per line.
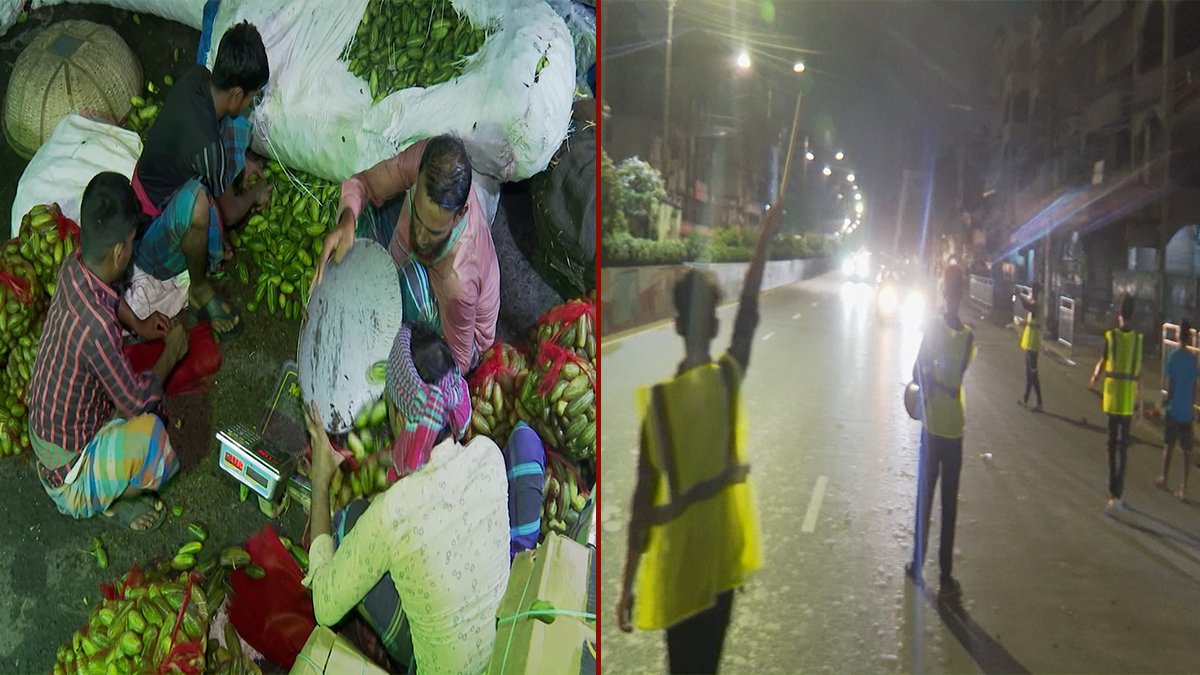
776 90 804 205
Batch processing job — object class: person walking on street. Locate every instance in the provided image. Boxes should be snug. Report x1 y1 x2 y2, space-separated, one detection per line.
1089 294 1142 512
614 203 779 674
1158 319 1195 500
1018 282 1043 411
906 264 976 604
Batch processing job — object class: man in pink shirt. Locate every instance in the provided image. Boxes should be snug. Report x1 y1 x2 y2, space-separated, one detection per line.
315 136 500 373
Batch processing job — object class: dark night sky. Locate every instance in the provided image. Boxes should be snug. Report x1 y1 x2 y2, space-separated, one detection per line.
602 0 1037 245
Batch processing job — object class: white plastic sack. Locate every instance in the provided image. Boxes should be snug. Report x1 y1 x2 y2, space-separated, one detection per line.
204 0 574 184
29 0 205 29
0 0 24 38
545 0 595 95
10 114 142 238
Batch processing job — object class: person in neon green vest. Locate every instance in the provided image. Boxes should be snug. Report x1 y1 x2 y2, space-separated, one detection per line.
906 264 976 604
1018 282 1043 411
1089 293 1142 511
615 203 780 674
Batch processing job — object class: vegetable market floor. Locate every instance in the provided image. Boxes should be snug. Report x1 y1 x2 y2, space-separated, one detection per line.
0 8 319 670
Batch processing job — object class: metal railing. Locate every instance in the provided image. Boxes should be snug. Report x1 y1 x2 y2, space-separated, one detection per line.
969 275 993 314
1160 322 1199 402
1052 295 1076 366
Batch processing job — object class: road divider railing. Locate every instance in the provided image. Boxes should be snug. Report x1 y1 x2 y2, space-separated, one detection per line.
1160 322 1200 405
1048 295 1076 366
969 274 993 317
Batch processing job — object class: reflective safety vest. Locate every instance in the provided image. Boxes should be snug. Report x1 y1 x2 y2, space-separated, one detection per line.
918 319 976 439
1103 328 1142 416
1020 310 1041 352
634 353 763 631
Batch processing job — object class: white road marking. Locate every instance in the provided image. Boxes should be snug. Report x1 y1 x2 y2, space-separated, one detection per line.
801 475 829 533
762 332 775 342
792 313 802 320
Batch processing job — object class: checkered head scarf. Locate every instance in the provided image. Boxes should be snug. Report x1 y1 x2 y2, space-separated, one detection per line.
385 323 472 480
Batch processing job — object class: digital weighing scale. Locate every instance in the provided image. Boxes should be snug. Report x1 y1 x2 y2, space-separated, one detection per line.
217 361 314 506
217 240 401 510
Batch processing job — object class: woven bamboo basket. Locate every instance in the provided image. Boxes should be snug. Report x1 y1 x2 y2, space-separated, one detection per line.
3 20 142 159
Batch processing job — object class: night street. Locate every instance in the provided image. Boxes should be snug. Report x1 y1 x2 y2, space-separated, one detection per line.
600 273 1200 675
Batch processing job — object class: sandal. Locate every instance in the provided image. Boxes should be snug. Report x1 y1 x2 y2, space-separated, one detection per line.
101 493 166 533
192 292 244 343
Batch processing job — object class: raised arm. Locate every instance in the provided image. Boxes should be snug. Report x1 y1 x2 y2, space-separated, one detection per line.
729 206 783 371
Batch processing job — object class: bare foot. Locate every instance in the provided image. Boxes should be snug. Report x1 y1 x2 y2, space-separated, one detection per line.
1154 476 1167 490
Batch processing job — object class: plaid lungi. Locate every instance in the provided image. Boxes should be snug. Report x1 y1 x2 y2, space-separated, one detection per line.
333 498 416 671
134 116 251 280
32 414 179 519
505 422 545 560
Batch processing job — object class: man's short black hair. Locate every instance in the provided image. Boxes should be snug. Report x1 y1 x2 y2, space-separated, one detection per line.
1119 293 1136 322
80 172 138 266
419 136 472 213
409 320 455 384
674 269 722 328
212 21 269 93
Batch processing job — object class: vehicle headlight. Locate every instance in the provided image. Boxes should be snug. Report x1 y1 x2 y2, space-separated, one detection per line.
855 257 870 279
901 291 926 324
878 285 898 314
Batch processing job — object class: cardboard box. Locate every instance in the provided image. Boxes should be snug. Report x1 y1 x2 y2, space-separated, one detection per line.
289 626 389 675
488 535 597 675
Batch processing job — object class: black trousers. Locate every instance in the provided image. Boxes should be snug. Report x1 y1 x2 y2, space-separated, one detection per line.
1023 350 1042 406
666 590 734 675
1108 415 1133 499
912 432 964 583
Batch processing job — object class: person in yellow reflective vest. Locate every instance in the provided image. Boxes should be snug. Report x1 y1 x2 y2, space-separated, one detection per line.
615 203 779 675
1089 293 1142 511
906 264 976 604
1018 282 1043 411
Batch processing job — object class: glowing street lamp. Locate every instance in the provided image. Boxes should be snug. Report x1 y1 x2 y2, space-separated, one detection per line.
835 151 845 161
855 202 864 214
736 50 752 70
805 151 815 161
854 192 862 200
846 173 856 183
822 165 832 177
793 61 806 73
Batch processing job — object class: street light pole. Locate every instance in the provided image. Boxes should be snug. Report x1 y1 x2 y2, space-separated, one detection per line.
663 0 676 175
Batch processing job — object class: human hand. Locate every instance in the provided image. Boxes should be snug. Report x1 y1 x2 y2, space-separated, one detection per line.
304 401 337 490
136 311 170 341
314 218 355 287
164 323 189 362
616 590 634 633
763 202 783 236
245 155 264 181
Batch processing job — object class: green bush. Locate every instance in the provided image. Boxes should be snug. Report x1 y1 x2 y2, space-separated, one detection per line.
603 229 831 267
600 150 666 238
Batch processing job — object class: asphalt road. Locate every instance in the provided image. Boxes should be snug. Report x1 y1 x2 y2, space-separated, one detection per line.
600 272 1200 675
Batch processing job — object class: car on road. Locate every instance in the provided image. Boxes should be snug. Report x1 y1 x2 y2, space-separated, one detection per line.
875 262 930 324
842 249 875 283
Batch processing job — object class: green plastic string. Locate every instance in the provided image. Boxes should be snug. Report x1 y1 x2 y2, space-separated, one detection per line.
497 608 596 624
